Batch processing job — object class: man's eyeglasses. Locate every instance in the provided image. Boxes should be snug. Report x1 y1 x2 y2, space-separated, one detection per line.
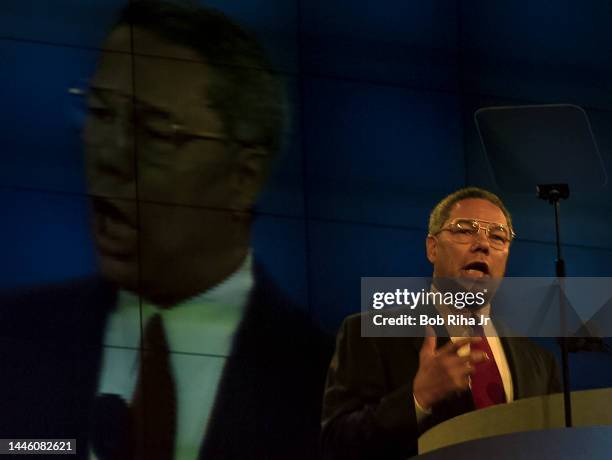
433 218 516 249
69 86 228 149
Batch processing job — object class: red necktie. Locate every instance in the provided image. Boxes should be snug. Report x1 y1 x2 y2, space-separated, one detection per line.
470 325 506 409
130 313 177 459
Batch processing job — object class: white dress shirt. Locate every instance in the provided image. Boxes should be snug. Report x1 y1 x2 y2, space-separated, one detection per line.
91 254 253 460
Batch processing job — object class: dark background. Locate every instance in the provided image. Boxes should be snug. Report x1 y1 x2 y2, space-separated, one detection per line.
1 0 611 395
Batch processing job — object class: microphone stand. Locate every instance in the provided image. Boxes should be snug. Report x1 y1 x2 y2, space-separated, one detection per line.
537 183 572 428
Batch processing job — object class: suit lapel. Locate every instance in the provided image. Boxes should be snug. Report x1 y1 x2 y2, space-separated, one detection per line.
499 336 529 400
495 319 524 400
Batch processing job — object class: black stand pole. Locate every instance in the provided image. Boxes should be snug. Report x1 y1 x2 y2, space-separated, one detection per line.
537 183 572 428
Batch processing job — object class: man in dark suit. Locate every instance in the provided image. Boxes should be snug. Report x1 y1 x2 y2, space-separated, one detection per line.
1 264 331 460
321 187 561 460
0 1 332 459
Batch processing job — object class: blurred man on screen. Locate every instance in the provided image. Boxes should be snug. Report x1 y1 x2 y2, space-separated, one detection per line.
0 2 332 459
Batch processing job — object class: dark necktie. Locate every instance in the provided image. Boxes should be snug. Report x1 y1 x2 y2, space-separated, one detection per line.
470 324 506 409
130 313 177 459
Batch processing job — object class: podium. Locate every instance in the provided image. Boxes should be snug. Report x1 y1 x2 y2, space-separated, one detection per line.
416 388 612 458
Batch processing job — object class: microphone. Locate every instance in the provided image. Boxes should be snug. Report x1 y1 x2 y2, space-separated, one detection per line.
90 393 131 460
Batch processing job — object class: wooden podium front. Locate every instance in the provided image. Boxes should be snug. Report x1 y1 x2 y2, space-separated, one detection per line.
417 388 612 456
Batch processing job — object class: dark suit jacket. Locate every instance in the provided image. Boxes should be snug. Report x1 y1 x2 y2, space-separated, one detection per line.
320 313 562 460
0 264 334 460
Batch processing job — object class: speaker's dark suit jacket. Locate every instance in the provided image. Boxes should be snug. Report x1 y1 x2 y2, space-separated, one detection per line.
0 264 334 460
321 313 561 460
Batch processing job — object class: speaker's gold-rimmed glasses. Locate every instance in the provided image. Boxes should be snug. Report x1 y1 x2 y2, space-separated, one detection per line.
433 218 515 249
